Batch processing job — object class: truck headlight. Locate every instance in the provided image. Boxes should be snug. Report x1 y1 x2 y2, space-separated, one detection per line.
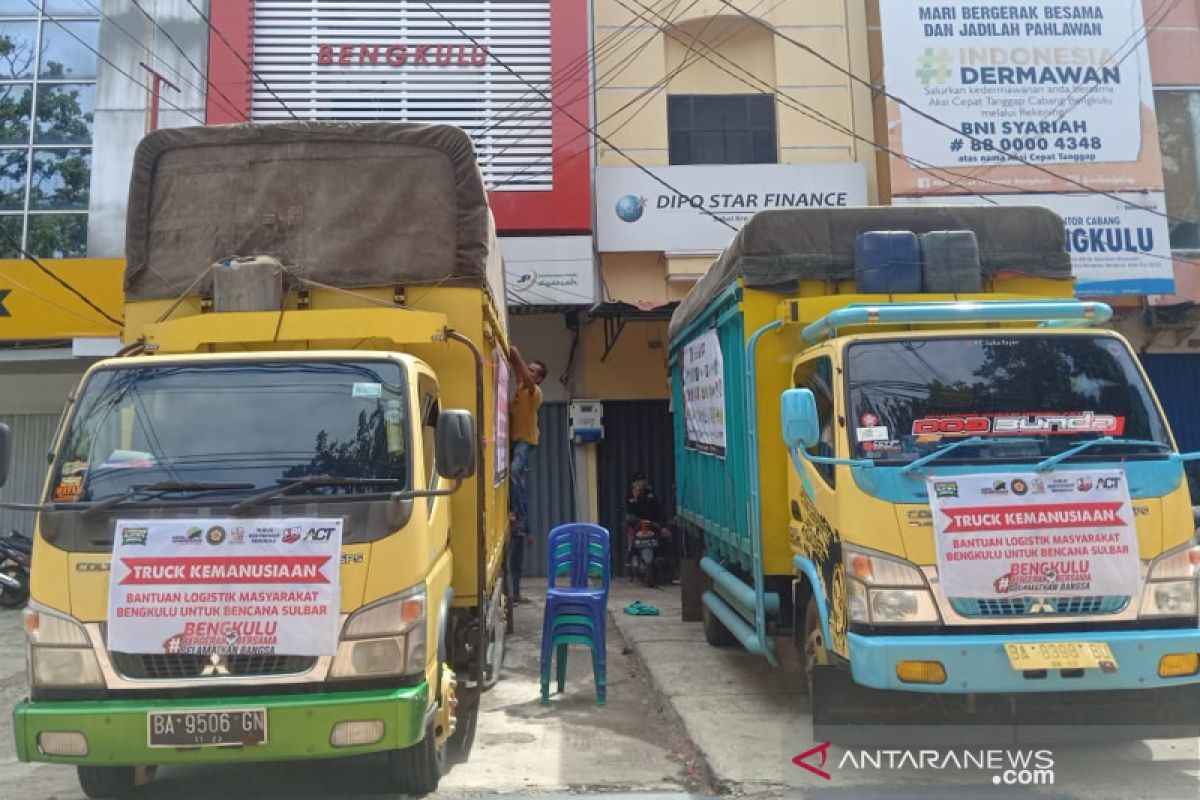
330 585 426 679
843 546 940 624
24 603 103 689
1141 543 1200 618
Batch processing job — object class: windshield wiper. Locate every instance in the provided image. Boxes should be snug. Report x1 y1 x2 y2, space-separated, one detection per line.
230 475 403 515
1034 436 1169 473
899 436 1040 476
80 480 255 519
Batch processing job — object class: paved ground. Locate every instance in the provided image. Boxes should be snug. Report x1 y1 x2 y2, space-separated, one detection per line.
606 579 1200 800
0 598 709 799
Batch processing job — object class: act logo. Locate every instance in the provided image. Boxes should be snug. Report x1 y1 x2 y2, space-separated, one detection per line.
304 526 337 542
614 194 645 223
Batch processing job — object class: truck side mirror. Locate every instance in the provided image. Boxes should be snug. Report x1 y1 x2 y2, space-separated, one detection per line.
0 422 10 489
436 410 476 480
780 389 820 451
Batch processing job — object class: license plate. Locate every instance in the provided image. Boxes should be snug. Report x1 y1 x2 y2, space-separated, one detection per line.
1004 641 1118 672
148 708 267 748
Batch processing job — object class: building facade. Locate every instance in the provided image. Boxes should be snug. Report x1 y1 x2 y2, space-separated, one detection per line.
1 0 1199 550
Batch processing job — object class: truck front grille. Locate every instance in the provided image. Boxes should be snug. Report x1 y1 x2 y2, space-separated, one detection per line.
950 596 1129 617
110 652 317 680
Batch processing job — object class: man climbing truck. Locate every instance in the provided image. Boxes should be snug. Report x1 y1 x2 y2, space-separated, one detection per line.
670 206 1200 739
5 122 511 797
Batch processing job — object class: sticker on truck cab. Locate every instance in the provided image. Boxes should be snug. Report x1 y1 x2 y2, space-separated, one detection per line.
912 411 1125 437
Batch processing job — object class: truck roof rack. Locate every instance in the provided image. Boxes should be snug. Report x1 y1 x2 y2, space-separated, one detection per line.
799 299 1113 344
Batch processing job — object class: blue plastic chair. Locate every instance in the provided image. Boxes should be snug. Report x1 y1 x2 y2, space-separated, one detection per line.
541 523 610 704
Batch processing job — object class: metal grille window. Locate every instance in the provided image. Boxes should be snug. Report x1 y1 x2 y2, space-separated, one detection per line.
668 94 777 165
0 1 96 258
253 0 553 191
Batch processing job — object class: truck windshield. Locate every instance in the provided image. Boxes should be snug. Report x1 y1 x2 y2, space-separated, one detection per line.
845 335 1170 465
50 360 409 503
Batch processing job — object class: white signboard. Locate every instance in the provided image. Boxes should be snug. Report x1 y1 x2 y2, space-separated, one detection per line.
494 347 510 485
928 471 1139 599
896 193 1174 295
880 0 1156 169
596 164 869 252
501 235 597 307
682 329 726 457
108 519 343 656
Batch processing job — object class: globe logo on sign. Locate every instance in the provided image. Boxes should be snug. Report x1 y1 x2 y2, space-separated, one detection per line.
615 194 645 223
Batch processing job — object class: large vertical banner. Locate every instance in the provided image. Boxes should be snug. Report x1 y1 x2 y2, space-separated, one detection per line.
494 347 511 486
681 329 726 457
879 0 1173 294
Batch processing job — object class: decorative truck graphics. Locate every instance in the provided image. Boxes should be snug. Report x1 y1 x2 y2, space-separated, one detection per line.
912 411 1126 437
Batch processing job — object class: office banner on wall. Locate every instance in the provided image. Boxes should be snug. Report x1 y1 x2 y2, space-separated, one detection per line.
896 193 1174 294
880 0 1165 196
596 164 869 252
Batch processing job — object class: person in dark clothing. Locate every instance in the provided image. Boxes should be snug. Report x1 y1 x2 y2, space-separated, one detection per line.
624 472 671 570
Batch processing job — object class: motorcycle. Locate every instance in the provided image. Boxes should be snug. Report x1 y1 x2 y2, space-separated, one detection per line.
0 529 31 608
626 519 672 588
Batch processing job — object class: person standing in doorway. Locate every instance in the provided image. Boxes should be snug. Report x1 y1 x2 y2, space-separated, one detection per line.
508 345 546 604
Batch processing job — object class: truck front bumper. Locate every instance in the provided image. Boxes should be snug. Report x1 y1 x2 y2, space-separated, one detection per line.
13 684 428 766
848 627 1200 693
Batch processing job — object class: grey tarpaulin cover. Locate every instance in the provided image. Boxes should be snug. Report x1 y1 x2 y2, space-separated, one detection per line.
668 205 1072 340
124 121 501 303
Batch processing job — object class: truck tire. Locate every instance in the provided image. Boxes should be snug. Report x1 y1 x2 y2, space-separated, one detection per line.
701 602 737 647
448 687 480 763
77 766 136 799
387 719 444 796
802 600 829 701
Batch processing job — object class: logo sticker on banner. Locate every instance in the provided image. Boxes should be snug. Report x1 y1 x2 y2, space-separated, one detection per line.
108 519 343 656
682 329 726 457
927 471 1140 598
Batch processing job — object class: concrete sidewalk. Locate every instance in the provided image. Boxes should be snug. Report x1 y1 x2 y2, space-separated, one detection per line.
605 580 808 796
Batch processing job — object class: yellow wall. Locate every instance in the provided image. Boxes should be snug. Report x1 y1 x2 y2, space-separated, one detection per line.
583 319 671 400
0 259 123 340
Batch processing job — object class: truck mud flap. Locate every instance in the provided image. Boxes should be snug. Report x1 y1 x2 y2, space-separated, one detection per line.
811 666 1200 746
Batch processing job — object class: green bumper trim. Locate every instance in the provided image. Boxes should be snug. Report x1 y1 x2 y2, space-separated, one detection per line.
13 684 429 766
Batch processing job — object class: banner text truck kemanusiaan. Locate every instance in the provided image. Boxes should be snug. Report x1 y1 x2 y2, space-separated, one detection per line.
4 123 513 797
670 206 1200 740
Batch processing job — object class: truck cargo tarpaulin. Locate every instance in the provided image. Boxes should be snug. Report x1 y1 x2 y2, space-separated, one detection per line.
107 518 343 656
928 471 1140 598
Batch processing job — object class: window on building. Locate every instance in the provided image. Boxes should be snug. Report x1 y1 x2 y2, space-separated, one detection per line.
1155 90 1200 252
0 2 97 259
667 94 777 165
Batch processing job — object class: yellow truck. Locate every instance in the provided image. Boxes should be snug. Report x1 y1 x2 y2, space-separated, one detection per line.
670 206 1200 739
5 123 512 796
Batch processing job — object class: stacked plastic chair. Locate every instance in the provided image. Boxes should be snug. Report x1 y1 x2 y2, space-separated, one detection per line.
540 522 610 705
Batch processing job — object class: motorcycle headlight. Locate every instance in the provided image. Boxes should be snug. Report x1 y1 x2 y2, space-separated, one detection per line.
330 585 426 679
24 603 103 689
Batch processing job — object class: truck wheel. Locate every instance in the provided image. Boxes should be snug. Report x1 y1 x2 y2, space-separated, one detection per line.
802 600 830 701
701 602 736 647
448 687 480 763
387 719 444 796
77 766 136 799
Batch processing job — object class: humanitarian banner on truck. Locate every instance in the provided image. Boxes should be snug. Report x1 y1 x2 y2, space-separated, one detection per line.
108 519 342 656
494 346 511 486
880 0 1165 196
682 329 726 457
928 471 1139 598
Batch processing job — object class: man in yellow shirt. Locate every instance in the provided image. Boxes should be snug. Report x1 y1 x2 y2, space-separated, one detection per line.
508 345 546 604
